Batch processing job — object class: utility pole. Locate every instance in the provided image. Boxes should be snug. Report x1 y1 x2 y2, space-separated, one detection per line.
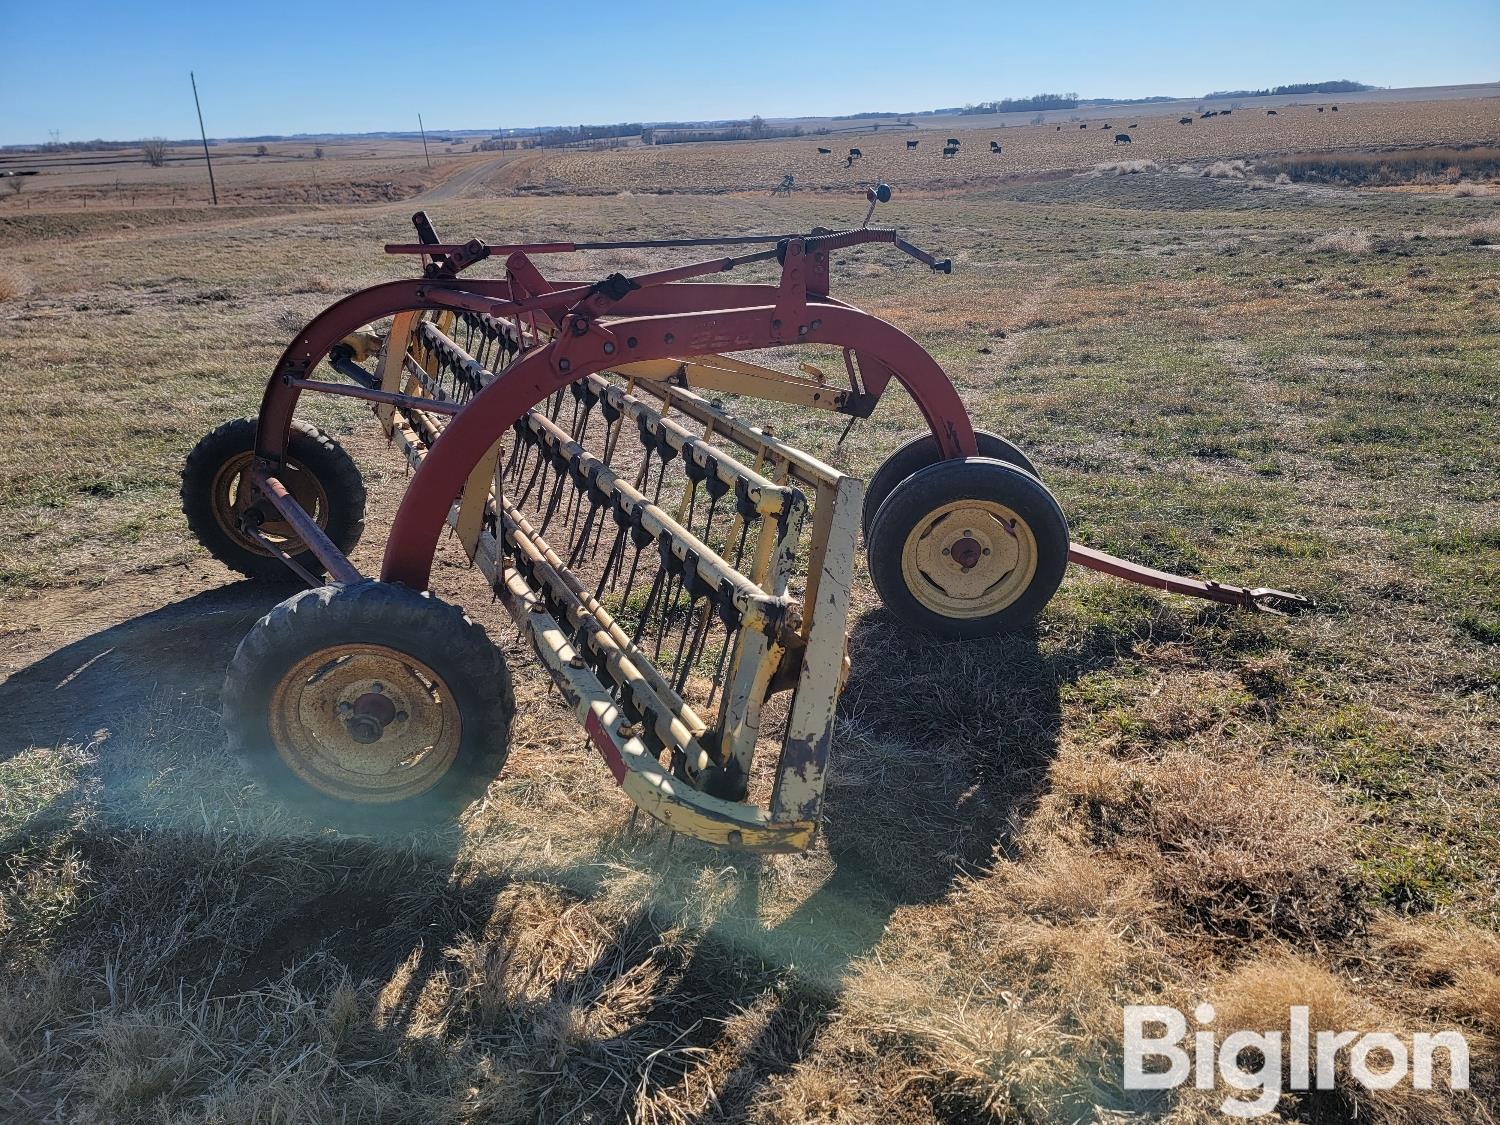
418 113 431 168
191 71 218 205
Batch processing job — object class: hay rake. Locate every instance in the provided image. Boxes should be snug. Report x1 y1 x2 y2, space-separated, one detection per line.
184 188 1308 850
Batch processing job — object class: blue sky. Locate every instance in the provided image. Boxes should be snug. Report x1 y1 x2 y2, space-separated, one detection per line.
2 0 1495 144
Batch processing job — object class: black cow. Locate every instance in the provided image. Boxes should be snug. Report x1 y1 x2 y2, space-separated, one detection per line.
1331 105 1338 111
1114 133 1132 144
1080 123 1088 129
848 148 862 158
942 144 957 158
906 139 919 149
817 147 831 154
1180 116 1194 124
989 139 1001 151
946 137 960 146
1267 109 1278 115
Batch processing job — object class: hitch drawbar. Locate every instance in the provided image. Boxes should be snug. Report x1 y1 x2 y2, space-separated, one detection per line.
1068 544 1313 615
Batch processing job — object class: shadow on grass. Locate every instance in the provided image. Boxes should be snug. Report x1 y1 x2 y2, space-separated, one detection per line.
0 581 280 762
0 582 1130 1120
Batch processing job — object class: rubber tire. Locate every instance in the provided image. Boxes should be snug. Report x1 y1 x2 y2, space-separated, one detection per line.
222 581 515 832
182 417 366 583
866 457 1069 639
862 430 1040 544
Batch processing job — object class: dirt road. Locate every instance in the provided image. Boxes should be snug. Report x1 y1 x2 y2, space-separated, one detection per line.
410 150 548 202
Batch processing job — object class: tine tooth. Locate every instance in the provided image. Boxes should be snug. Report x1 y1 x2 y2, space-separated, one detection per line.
675 602 712 693
596 529 626 599
632 569 665 646
709 625 736 708
539 471 568 535
619 545 643 599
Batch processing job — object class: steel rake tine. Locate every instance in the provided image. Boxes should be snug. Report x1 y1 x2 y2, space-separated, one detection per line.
675 602 714 694
708 626 737 708
732 518 753 571
619 544 645 600
568 504 601 569
671 597 708 688
539 469 569 535
667 592 695 682
596 528 627 600
632 568 666 646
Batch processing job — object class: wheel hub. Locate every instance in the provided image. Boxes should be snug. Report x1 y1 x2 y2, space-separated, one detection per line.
901 500 1039 619
344 689 399 743
269 644 461 802
211 452 330 558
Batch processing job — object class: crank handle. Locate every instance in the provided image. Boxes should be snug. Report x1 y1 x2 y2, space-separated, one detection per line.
894 235 952 273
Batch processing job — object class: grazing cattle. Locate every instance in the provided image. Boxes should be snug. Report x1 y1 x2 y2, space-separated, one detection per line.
817 147 831 154
1267 109 1278 115
1318 107 1324 112
1114 133 1132 144
989 139 1001 152
906 139 919 149
1220 109 1231 116
942 144 958 158
1130 123 1138 129
848 148 862 158
1101 123 1111 129
1080 123 1088 129
946 137 960 146
1200 110 1217 118
1331 105 1338 111
1056 125 1062 130
1179 116 1193 124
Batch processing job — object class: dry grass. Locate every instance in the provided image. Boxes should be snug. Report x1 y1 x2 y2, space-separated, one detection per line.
0 269 24 301
1201 159 1250 179
1092 160 1161 176
1260 146 1500 186
1314 229 1377 254
0 135 1497 1121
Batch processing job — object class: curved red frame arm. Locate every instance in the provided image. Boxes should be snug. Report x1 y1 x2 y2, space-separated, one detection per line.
253 278 976 592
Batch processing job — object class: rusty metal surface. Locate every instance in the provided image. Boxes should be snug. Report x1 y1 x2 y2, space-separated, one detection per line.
1067 544 1313 613
249 470 362 585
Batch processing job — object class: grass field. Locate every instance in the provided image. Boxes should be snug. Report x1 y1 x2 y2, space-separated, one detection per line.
1 110 1499 1121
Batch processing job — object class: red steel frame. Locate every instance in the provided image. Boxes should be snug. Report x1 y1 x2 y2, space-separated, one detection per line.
247 213 1308 615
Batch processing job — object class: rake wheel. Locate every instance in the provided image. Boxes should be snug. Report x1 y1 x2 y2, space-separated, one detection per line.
223 580 514 830
182 417 365 583
867 457 1068 638
861 430 1039 544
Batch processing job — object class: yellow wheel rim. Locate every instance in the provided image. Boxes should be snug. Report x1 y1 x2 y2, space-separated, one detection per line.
268 643 462 803
210 451 330 557
900 500 1038 619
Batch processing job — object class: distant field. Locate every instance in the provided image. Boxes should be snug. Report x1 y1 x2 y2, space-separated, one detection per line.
4 93 1495 212
1 88 1498 1123
0 138 487 208
523 97 1500 194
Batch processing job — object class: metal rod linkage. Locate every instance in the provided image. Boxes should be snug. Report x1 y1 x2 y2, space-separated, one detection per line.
250 469 363 585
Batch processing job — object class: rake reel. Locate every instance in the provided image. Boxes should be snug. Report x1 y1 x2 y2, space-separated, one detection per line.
184 189 1309 849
